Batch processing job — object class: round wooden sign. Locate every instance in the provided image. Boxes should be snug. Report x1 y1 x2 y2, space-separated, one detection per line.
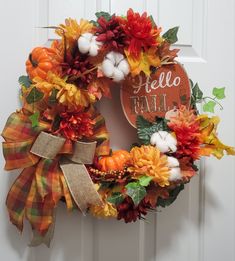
120 63 191 127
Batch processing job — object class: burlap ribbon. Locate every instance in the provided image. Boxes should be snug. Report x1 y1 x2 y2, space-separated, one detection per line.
30 131 103 214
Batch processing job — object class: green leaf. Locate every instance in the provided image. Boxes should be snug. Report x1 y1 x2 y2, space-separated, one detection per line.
48 88 59 104
162 26 179 44
90 20 99 27
136 115 152 144
139 176 153 187
157 184 184 207
107 192 124 205
212 87 225 100
203 101 216 113
125 182 147 206
18 75 32 88
192 83 203 100
136 115 169 145
26 87 44 104
95 11 112 21
149 15 156 27
29 111 40 128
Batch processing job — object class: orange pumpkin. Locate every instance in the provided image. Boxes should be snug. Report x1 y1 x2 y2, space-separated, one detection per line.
26 47 61 80
98 150 131 172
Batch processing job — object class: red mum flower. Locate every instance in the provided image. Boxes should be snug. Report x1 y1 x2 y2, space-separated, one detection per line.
96 15 127 51
57 110 94 141
61 50 96 87
168 106 202 160
122 8 161 58
117 197 151 223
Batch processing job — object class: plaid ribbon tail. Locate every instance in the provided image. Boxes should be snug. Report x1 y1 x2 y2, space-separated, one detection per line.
6 167 35 232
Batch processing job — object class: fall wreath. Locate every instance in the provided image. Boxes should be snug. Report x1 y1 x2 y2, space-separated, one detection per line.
2 9 235 246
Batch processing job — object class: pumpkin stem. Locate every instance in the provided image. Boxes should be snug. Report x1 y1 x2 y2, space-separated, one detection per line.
109 149 113 156
29 53 38 67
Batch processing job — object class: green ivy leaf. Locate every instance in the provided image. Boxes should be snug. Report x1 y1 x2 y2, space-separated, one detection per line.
157 184 184 208
212 87 225 100
139 176 153 187
29 111 40 128
95 11 112 21
107 192 124 205
162 26 179 44
49 88 59 105
203 101 216 113
26 87 44 104
192 83 203 100
18 75 32 88
125 182 147 206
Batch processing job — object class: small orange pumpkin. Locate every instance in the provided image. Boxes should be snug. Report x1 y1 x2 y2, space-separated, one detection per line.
26 47 61 80
98 150 131 172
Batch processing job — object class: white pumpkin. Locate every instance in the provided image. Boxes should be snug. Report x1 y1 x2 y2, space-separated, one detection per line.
150 131 177 153
78 33 102 57
101 51 130 82
167 156 182 181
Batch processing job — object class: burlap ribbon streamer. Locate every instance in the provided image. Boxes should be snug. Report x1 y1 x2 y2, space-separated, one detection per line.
30 131 102 213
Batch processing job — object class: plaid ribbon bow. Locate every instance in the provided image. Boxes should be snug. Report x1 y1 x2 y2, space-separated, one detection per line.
2 107 110 242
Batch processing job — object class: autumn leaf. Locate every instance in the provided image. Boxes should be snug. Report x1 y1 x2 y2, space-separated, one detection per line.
145 184 169 208
158 41 179 64
88 77 112 100
197 115 235 159
125 47 161 76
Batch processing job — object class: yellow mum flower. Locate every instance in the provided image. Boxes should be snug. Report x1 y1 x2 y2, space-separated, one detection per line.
128 145 170 187
32 72 96 108
56 18 93 42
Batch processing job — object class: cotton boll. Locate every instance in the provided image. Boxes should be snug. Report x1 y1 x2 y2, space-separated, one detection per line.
167 156 180 168
118 59 130 75
102 59 115 77
89 43 99 56
156 140 170 153
78 36 90 54
112 68 125 82
114 52 124 64
169 167 182 181
150 131 177 153
82 32 93 41
106 51 116 64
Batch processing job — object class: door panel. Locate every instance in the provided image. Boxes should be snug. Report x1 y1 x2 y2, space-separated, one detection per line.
0 1 234 261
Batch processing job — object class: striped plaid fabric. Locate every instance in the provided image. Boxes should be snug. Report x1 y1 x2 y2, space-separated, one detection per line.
2 108 110 235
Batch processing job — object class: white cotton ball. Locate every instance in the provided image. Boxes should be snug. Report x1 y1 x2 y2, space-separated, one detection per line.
114 52 124 64
89 43 99 56
101 59 115 77
158 131 168 139
106 51 116 64
155 140 170 153
167 156 180 168
118 59 130 75
169 167 182 181
112 68 125 82
151 131 177 153
78 37 90 54
82 33 93 41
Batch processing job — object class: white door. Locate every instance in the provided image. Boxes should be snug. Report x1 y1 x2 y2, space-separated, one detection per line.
0 1 235 261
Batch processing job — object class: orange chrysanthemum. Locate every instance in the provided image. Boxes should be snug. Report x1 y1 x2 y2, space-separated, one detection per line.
128 145 170 187
168 106 201 160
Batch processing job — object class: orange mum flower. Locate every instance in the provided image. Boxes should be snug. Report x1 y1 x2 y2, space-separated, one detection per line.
168 106 201 160
122 9 161 58
128 145 170 187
